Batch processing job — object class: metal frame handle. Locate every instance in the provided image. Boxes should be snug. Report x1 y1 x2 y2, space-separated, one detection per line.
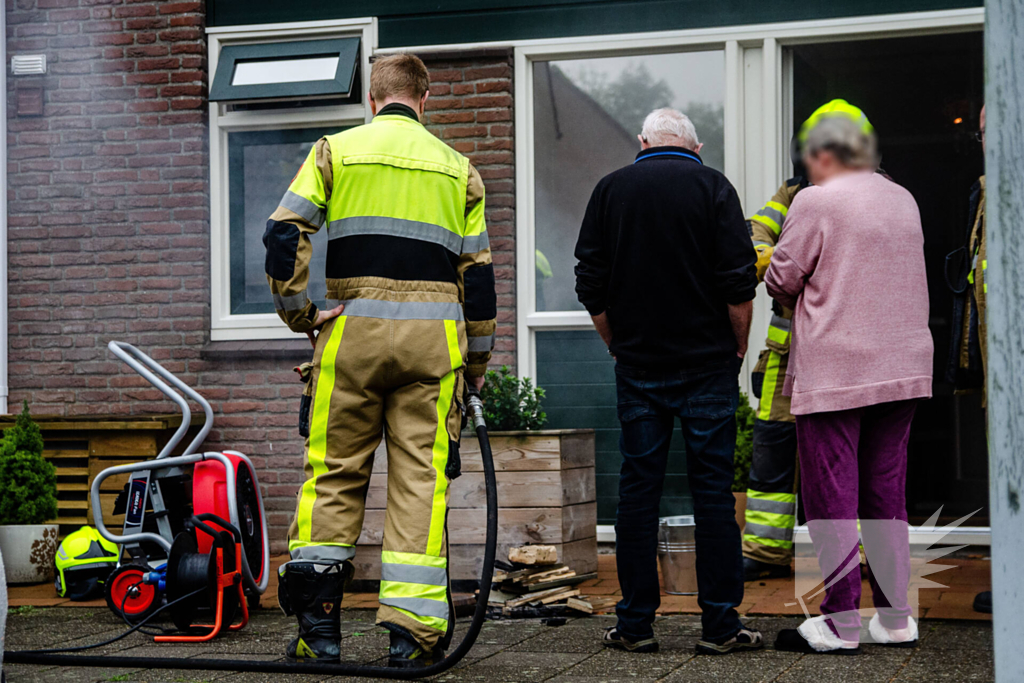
90 453 206 553
90 451 269 594
108 341 213 458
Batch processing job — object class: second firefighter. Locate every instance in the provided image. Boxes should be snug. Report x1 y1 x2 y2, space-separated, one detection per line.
743 100 876 581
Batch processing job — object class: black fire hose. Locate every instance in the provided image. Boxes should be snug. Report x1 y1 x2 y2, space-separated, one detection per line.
5 387 498 679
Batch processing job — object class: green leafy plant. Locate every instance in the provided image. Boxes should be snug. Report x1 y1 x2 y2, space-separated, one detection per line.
733 392 756 493
9 605 38 616
0 401 58 525
479 366 548 431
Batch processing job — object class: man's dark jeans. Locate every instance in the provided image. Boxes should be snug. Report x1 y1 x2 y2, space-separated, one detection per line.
614 359 745 642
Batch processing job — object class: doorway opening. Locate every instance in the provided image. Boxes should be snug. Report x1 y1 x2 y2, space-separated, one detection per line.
789 30 986 524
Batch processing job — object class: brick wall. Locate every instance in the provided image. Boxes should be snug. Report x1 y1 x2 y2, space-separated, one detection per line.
6 0 209 417
5 1 516 552
421 51 516 371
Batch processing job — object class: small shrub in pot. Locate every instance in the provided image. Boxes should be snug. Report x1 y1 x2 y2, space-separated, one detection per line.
0 402 59 583
479 366 548 431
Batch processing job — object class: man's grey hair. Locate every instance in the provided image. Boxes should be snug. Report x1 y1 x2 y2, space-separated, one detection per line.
804 116 879 169
641 108 699 149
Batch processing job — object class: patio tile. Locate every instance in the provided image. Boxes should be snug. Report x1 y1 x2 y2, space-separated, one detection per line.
452 651 592 682
560 647 691 679
895 648 995 682
2 606 996 683
918 621 994 650
665 649 801 683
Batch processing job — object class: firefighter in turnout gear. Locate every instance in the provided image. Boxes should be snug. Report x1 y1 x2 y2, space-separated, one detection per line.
743 100 874 581
946 105 989 614
265 54 496 667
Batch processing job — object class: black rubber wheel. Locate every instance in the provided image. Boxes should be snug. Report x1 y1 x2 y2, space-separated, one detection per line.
105 563 160 624
247 592 262 611
235 462 265 587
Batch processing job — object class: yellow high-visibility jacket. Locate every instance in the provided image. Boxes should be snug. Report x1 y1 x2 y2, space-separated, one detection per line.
264 107 496 376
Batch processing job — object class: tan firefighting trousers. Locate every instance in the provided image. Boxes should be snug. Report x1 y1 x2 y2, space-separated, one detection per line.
287 279 465 650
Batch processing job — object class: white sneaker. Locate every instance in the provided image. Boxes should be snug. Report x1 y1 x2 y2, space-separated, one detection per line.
868 613 918 647
796 616 860 652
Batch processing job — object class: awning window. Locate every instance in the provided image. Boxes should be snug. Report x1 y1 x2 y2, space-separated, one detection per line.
210 37 360 102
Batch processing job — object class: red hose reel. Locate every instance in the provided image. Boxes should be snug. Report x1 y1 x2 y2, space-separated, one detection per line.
155 514 250 643
193 452 266 591
104 453 268 641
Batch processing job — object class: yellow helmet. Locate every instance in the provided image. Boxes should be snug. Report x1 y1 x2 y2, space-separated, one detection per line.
535 249 553 280
798 99 874 144
54 526 119 600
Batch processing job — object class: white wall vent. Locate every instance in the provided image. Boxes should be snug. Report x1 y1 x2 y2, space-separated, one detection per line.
11 54 46 76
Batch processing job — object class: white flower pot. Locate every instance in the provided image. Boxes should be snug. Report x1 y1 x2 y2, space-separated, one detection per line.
0 524 58 584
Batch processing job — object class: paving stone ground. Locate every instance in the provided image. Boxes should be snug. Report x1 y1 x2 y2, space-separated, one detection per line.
2 607 994 682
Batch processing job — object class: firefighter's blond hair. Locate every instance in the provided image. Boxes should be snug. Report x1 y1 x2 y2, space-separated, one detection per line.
370 54 430 102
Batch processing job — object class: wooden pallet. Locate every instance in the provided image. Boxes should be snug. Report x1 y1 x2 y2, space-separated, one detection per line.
0 413 206 536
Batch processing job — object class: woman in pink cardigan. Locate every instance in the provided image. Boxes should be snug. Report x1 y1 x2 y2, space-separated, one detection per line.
765 117 933 655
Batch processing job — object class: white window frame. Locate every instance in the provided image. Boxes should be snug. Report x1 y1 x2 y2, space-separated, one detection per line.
508 7 984 387
207 18 377 341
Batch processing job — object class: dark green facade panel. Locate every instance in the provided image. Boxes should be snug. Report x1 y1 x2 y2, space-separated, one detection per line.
537 330 693 524
209 0 982 47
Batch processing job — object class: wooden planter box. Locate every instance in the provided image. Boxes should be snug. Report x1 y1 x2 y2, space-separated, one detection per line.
354 429 597 583
0 414 204 537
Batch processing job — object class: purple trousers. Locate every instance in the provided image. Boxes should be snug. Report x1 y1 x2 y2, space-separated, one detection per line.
796 400 917 642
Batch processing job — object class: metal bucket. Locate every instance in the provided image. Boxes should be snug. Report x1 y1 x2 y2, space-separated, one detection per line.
658 515 698 595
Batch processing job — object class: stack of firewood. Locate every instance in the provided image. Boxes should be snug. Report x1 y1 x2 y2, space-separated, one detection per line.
484 545 616 618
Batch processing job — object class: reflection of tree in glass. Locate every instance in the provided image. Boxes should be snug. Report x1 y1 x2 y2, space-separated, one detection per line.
684 101 725 171
574 62 673 136
571 62 725 170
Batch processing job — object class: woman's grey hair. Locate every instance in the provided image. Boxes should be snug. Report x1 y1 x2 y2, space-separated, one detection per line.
804 116 880 169
641 108 699 149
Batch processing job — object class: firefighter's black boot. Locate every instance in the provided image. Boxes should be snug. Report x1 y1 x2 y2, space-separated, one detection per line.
278 560 353 662
386 624 444 668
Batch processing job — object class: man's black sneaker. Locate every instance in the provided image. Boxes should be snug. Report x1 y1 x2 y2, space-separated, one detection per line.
603 627 659 653
696 627 764 655
743 557 792 582
387 625 444 668
973 591 992 614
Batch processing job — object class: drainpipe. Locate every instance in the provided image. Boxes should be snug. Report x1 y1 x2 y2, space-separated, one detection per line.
1 5 8 415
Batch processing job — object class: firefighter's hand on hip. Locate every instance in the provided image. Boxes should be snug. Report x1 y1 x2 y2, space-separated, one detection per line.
306 303 346 348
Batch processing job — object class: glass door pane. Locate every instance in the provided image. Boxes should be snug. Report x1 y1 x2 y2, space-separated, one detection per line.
788 32 985 523
227 126 347 315
532 51 725 312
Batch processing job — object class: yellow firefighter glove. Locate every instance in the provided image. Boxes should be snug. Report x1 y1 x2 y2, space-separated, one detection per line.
755 244 774 282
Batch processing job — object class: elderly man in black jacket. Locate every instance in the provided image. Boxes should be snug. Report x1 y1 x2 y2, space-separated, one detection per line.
575 108 760 656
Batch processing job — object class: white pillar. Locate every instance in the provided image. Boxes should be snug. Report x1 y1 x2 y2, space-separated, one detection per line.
0 543 6 671
984 1 1024 679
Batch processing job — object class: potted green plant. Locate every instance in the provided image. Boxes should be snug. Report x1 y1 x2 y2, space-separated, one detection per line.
478 365 548 431
0 401 59 583
732 392 756 532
